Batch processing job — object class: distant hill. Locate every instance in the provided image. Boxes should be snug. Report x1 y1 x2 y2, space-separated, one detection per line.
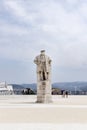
10 82 87 95
22 83 37 90
10 84 24 94
52 82 87 92
11 84 24 90
10 84 37 94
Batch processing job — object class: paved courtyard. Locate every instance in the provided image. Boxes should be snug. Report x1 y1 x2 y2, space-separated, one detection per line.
0 95 87 130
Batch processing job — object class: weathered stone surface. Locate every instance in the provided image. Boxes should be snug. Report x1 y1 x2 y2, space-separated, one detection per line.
34 50 52 103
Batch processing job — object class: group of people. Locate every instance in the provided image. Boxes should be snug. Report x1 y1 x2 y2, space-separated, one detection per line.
61 90 68 98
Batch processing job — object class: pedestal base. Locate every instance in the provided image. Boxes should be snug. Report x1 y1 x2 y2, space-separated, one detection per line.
36 81 52 103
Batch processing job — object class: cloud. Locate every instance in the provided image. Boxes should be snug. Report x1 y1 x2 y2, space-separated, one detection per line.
4 0 33 23
0 0 87 83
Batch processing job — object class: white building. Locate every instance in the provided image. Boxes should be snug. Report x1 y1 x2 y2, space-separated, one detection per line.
0 82 13 95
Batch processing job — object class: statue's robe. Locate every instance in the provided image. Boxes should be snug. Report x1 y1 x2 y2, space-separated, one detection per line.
34 54 51 80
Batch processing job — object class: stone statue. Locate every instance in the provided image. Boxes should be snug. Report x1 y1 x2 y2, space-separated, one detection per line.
34 50 52 103
34 50 51 81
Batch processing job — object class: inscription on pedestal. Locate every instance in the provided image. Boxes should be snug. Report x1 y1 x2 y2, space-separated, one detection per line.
42 81 46 85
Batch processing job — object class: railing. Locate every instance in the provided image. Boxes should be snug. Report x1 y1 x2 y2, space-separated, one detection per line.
0 91 14 95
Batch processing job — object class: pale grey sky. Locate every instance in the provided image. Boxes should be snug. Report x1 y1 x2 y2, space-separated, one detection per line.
0 0 87 83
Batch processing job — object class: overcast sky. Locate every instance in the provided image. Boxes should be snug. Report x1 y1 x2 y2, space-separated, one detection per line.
0 0 87 84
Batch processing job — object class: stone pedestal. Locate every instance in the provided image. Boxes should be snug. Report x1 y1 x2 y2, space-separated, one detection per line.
34 50 52 103
36 81 52 103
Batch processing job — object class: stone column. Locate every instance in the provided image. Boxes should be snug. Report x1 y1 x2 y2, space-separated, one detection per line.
34 50 52 103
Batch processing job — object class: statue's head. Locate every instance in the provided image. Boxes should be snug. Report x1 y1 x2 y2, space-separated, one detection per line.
40 50 45 55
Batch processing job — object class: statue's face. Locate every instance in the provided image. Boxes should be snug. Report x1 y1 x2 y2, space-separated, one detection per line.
41 51 45 56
